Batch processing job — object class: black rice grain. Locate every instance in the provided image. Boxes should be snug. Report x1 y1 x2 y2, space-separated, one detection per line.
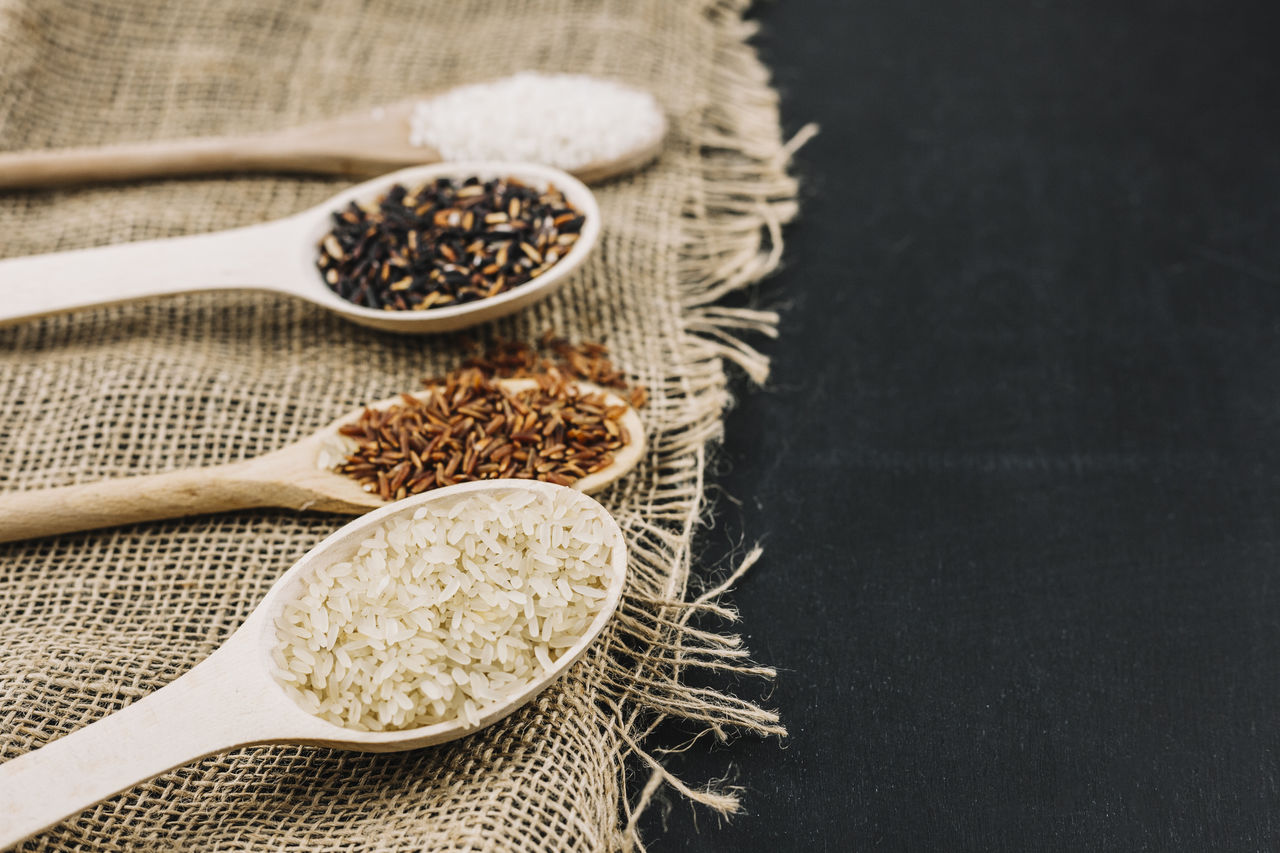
317 177 585 311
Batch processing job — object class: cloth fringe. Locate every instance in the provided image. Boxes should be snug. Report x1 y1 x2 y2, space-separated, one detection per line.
599 1 816 843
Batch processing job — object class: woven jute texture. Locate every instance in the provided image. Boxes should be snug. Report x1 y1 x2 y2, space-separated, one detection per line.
0 0 798 849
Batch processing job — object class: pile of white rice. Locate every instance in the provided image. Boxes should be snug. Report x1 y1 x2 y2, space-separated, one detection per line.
408 71 664 170
271 488 615 731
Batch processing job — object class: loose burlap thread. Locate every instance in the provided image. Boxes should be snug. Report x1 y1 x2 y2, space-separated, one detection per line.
0 0 799 849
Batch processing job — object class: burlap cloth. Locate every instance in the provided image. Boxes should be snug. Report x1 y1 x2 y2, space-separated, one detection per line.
0 0 799 848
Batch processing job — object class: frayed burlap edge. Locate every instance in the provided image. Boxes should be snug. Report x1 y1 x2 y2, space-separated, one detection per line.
586 4 816 848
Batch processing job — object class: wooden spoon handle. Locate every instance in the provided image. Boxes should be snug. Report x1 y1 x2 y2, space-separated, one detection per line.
0 463 280 543
0 130 439 190
0 641 279 848
0 136 303 190
0 220 297 327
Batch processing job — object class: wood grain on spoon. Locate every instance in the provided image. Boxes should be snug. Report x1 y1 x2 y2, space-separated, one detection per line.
0 379 644 544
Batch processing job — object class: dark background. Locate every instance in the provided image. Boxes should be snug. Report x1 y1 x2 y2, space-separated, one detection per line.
642 0 1280 849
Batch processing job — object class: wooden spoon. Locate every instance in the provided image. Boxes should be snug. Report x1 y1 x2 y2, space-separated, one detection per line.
0 479 628 848
0 379 644 544
0 161 600 334
0 82 665 190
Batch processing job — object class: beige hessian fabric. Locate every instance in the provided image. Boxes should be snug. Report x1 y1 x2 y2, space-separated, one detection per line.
0 0 799 848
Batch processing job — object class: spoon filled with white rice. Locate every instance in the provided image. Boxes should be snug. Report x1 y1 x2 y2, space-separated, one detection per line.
271 481 621 731
0 481 626 848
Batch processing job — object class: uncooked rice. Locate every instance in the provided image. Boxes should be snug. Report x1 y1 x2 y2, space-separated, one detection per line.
314 368 632 500
408 72 665 170
271 488 615 732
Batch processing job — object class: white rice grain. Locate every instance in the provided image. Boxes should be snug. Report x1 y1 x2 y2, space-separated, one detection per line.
408 72 663 171
272 488 613 732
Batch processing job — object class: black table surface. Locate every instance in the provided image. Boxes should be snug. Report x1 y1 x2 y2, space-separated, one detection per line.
640 1 1280 850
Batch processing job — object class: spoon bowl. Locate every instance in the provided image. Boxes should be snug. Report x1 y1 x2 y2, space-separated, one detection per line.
0 161 601 334
0 377 645 543
0 480 628 846
251 480 628 750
